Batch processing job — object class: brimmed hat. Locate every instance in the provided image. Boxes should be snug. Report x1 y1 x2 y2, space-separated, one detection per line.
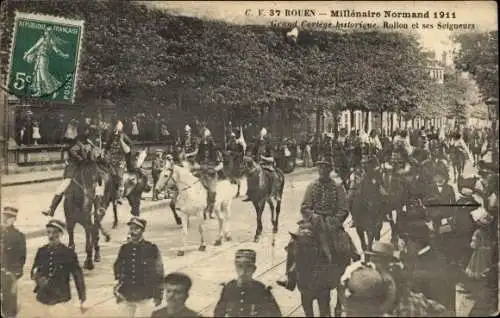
127 217 147 230
434 161 449 179
364 242 400 260
316 153 334 167
235 249 256 265
46 219 66 232
339 261 397 315
399 220 432 242
3 206 18 218
470 207 494 225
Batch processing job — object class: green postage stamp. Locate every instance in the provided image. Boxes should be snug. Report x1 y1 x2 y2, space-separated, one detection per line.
7 12 84 103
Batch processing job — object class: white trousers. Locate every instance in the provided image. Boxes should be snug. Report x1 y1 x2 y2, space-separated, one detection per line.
117 299 153 318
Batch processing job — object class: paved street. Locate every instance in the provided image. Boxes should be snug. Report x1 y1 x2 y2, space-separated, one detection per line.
2 161 478 317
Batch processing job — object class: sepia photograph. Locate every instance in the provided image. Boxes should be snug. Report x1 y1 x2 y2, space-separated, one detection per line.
0 1 498 317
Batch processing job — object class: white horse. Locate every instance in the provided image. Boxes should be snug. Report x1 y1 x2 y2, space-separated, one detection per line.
155 159 233 256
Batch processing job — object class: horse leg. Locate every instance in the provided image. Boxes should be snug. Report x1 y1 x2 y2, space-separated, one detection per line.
317 288 332 317
235 180 241 198
334 290 343 317
93 216 101 263
253 201 264 243
300 290 315 317
83 224 95 270
170 200 182 225
198 217 206 252
112 201 118 229
177 213 189 256
67 219 76 251
355 227 368 252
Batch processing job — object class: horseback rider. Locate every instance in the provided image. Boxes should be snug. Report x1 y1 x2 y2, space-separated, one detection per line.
191 127 223 219
103 120 150 204
242 128 279 202
42 125 96 217
276 152 358 291
450 131 470 159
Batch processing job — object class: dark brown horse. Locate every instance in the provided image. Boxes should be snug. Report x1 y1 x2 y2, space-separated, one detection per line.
222 150 245 197
63 162 101 270
350 168 389 252
241 156 285 244
291 229 351 317
96 159 149 229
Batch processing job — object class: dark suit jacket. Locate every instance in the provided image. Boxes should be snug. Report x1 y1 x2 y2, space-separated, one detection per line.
407 247 459 314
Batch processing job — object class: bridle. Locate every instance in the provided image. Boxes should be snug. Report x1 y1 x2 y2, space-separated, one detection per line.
162 160 201 193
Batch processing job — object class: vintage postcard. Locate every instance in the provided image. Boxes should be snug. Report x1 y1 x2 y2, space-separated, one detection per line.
0 1 498 317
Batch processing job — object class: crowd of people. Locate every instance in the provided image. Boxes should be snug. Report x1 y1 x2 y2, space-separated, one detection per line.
2 117 498 317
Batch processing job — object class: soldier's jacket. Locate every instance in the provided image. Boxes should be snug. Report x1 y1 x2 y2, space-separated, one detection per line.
113 239 164 302
214 279 281 317
31 243 86 305
152 158 165 174
104 132 134 166
1 225 26 279
195 141 222 167
252 138 274 160
300 178 349 225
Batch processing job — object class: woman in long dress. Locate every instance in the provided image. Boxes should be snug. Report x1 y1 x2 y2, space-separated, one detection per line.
23 27 69 98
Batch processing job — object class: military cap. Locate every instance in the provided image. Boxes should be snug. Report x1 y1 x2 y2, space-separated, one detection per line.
127 217 147 230
46 219 66 232
3 206 19 217
235 249 256 264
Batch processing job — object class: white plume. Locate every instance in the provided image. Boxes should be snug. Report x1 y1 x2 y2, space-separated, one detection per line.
287 27 299 41
236 126 247 154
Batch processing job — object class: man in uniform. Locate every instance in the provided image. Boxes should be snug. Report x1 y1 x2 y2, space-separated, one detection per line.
1 207 26 318
192 127 223 219
42 125 97 217
30 219 86 317
214 249 281 317
242 128 279 202
276 153 356 290
113 217 164 317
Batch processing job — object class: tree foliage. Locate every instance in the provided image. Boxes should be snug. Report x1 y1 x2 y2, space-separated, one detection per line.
1 0 434 125
452 31 498 100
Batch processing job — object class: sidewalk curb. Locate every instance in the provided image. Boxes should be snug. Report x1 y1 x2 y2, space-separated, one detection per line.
25 200 172 240
23 167 316 240
2 166 316 187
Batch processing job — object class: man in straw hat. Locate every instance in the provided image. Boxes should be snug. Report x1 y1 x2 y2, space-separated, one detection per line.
1 206 26 318
30 219 86 317
214 249 281 317
113 217 164 317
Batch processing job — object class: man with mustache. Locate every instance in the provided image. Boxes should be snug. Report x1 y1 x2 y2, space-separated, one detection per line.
30 219 86 317
114 217 164 317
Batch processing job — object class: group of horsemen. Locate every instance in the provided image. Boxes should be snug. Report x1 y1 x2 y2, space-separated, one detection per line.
41 120 281 220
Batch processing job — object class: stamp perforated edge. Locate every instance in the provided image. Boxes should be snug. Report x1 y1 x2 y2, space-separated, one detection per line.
6 11 85 103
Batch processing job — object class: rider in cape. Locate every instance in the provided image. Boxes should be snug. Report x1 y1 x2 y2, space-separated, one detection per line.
242 127 280 202
42 125 99 217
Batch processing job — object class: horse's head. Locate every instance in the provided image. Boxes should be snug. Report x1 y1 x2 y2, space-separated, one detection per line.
242 156 258 175
155 157 177 193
